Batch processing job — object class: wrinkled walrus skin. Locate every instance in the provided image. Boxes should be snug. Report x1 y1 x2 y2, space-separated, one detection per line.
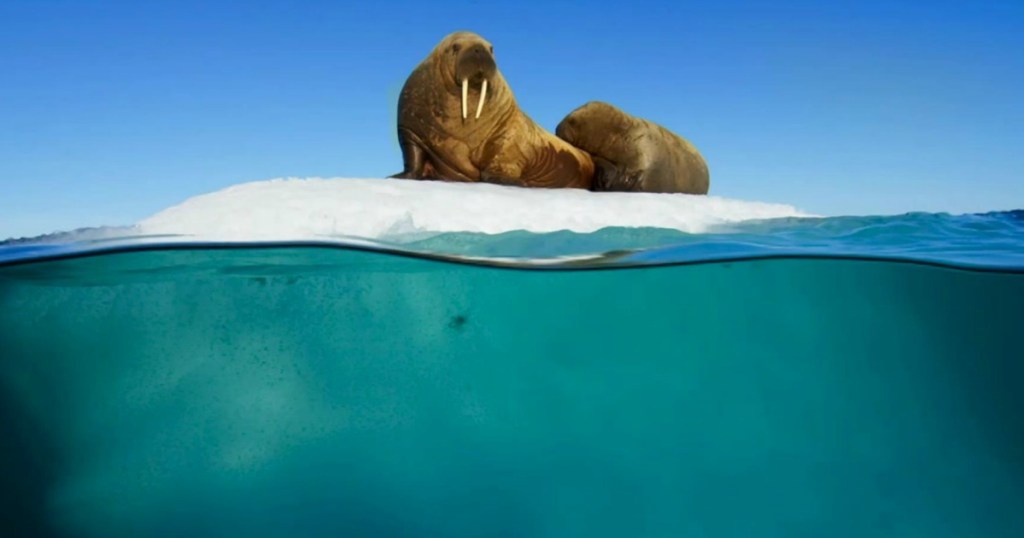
390 31 594 189
556 101 710 194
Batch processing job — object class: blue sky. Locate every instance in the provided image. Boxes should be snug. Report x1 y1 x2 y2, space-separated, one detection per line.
1 0 1022 239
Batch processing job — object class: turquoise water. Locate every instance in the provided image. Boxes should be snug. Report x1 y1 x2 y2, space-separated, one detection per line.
1 211 1023 537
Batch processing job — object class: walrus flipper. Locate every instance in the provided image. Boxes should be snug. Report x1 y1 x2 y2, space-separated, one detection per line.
591 157 642 192
392 129 428 179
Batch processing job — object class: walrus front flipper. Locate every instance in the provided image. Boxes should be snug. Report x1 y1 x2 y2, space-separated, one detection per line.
591 156 642 192
392 129 428 179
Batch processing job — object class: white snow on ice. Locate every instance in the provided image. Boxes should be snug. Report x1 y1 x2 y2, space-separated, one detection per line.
137 177 812 241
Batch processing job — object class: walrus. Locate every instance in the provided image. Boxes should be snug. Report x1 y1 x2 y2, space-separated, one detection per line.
390 31 594 189
555 101 710 194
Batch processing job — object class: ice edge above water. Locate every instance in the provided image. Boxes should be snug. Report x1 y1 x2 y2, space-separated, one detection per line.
2 178 1022 272
138 177 813 240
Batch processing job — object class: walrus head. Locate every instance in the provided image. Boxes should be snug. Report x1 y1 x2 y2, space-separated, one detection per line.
556 101 644 190
433 31 500 121
556 101 635 154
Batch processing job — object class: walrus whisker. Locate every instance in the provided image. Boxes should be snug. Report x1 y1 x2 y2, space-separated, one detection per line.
475 79 488 119
461 78 469 120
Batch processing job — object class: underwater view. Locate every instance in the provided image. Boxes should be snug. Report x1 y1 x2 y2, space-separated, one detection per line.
1 180 1022 537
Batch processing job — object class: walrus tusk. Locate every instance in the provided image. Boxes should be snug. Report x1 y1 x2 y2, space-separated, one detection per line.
475 79 488 119
461 78 468 120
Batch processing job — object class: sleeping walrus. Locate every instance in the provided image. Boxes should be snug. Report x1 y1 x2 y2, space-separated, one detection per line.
556 101 710 194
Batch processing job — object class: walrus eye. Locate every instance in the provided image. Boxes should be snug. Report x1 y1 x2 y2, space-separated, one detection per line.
451 44 461 54
489 46 494 54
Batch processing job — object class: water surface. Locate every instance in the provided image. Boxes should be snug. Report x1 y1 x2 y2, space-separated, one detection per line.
1 211 1022 537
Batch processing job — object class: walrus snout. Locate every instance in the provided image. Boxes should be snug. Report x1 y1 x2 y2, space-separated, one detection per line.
455 43 497 120
455 44 496 83
467 43 491 62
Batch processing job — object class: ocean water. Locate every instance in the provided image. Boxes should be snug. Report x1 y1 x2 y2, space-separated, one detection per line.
1 209 1023 537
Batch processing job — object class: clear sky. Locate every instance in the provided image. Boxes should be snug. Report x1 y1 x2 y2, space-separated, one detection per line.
1 0 1022 239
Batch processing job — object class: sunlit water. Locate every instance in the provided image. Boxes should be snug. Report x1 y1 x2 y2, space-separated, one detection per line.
1 210 1022 537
